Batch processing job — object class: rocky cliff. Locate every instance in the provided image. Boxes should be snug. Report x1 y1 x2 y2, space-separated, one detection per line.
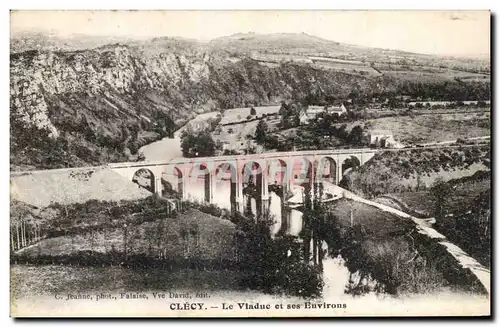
10 34 490 170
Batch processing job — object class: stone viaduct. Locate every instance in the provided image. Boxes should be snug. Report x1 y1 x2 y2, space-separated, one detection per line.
108 148 377 215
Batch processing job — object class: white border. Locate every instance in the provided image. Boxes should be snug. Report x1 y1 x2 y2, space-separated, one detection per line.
2 1 497 326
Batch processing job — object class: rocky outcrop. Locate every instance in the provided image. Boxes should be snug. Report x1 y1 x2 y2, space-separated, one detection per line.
10 46 210 131
10 45 218 169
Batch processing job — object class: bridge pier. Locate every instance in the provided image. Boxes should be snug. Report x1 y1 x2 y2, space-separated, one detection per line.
280 202 292 235
181 169 189 200
234 165 244 214
336 163 342 185
154 177 162 196
260 197 270 220
281 163 293 199
205 169 216 203
261 165 270 219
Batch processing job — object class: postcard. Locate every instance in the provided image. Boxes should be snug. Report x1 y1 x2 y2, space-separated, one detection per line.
10 10 491 317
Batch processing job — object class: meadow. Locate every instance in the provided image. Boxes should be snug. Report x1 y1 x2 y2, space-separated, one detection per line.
336 112 490 145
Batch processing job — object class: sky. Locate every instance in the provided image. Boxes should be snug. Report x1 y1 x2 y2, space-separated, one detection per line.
10 10 491 58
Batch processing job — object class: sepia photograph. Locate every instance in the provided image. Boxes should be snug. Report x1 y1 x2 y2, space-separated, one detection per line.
9 9 491 317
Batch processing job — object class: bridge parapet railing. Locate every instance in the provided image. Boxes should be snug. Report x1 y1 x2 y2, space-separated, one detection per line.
107 148 380 168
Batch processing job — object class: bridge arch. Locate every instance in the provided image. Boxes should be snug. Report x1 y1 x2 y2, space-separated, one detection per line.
267 159 288 191
241 160 266 218
161 166 183 198
267 158 291 236
290 157 313 189
341 155 361 178
188 162 213 203
316 156 338 185
132 168 156 193
214 162 238 211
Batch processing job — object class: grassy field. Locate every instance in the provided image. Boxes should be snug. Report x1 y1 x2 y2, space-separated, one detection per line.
214 116 281 153
18 208 237 261
220 106 281 125
311 60 380 75
380 68 489 82
336 112 490 145
10 167 151 208
10 264 245 301
324 199 414 239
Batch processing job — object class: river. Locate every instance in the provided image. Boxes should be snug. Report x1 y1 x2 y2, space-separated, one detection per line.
139 112 220 161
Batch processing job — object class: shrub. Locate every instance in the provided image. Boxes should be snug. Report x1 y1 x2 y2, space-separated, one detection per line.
185 201 224 218
237 223 323 298
325 219 450 296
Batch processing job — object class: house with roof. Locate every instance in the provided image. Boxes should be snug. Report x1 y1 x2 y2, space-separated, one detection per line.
299 106 324 125
299 104 347 125
327 103 347 117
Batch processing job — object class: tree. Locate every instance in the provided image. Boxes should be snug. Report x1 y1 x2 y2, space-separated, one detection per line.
215 139 223 151
348 125 364 145
180 128 216 157
250 107 256 116
430 178 452 220
137 151 146 161
279 101 290 115
207 117 222 132
120 123 130 142
89 230 98 252
477 100 487 108
415 174 423 192
245 140 256 154
144 227 156 256
122 223 129 257
254 120 268 144
153 111 176 138
293 113 301 127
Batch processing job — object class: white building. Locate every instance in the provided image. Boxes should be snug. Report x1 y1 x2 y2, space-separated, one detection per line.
327 103 347 116
299 104 347 125
364 129 397 148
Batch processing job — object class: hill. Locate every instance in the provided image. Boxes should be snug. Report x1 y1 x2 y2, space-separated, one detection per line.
341 145 490 197
10 32 490 170
376 171 491 268
10 167 151 208
209 33 490 74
